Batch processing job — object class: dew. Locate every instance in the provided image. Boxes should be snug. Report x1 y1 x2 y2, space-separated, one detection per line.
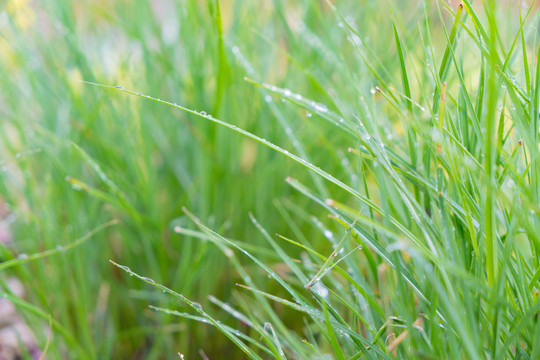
200 111 207 116
284 89 292 96
264 95 272 103
370 88 376 94
312 282 329 298
294 94 302 100
142 277 155 284
224 248 234 258
17 253 28 260
114 86 125 90
55 245 64 251
314 103 328 113
71 183 82 191
323 230 334 240
338 22 344 28
306 112 313 118
281 98 286 103
207 114 213 119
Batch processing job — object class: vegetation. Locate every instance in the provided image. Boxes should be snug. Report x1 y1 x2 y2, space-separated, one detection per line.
1 0 540 358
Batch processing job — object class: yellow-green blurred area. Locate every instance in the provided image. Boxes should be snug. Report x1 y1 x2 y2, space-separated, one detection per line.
0 0 537 358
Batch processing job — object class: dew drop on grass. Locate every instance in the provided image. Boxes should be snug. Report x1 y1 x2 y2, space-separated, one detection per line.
193 302 202 310
314 103 328 113
306 112 313 118
142 277 155 284
370 88 376 94
281 98 286 103
312 282 329 298
323 230 334 240
17 253 28 260
284 89 292 96
264 95 272 103
71 183 82 191
200 111 207 116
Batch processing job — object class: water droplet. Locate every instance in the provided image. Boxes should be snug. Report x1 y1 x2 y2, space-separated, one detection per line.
312 282 329 298
284 89 292 96
17 253 28 260
314 103 328 113
71 183 82 191
200 111 207 116
370 88 376 94
306 112 313 118
323 230 334 240
264 95 272 103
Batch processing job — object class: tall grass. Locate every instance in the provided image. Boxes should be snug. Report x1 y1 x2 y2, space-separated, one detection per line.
1 0 539 358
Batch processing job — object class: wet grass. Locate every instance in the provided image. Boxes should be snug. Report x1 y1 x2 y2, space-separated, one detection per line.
1 0 540 358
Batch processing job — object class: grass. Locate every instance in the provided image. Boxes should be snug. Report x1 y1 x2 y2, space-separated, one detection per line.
1 0 540 358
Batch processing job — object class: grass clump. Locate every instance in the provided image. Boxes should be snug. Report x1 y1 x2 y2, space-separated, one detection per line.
1 0 540 358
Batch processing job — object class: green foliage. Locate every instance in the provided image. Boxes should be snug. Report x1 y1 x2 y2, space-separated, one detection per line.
1 0 540 358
